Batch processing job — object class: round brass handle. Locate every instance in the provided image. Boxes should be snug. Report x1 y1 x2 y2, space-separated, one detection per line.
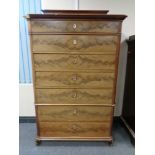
73 39 77 45
71 124 78 130
73 24 77 29
73 109 78 115
72 92 77 98
72 56 78 64
72 74 77 81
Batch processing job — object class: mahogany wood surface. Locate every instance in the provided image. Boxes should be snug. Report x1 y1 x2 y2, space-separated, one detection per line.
26 10 127 142
35 71 115 88
25 14 127 20
37 105 113 122
33 54 116 71
31 21 120 33
41 10 109 14
39 122 111 137
35 88 113 105
32 35 118 53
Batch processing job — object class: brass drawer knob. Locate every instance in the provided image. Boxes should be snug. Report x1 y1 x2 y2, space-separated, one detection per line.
72 74 77 81
73 39 77 45
72 92 77 98
73 24 77 29
71 124 78 132
72 56 78 64
73 109 78 115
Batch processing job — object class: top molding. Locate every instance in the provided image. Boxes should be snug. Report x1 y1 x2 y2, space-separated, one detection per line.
25 10 127 21
41 10 109 14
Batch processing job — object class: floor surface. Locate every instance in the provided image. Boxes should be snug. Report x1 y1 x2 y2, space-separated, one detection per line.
19 122 134 155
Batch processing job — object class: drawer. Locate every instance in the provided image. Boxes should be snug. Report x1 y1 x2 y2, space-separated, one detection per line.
37 105 113 122
35 72 115 88
34 54 116 71
31 20 121 33
39 122 111 137
35 89 113 105
32 35 118 53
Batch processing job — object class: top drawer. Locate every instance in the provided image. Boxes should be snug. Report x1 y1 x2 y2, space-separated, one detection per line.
30 20 121 33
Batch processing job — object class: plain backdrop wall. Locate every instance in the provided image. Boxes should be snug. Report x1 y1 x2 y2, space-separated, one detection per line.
19 0 135 116
42 0 77 10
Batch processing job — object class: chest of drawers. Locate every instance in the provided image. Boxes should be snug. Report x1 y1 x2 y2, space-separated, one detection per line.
26 10 126 144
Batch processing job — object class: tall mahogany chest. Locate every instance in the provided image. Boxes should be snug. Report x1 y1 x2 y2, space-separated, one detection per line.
25 10 126 144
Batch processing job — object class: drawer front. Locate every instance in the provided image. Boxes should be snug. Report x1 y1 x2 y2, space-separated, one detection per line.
35 72 115 88
32 35 118 53
31 20 120 33
34 54 116 71
37 105 112 122
35 89 113 105
39 122 111 137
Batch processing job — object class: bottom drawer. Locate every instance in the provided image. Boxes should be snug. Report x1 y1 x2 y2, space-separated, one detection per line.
39 122 111 137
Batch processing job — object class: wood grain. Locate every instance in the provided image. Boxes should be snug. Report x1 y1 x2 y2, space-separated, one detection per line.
35 71 114 88
35 89 113 105
25 14 127 21
31 21 120 33
34 54 116 71
41 10 109 15
32 35 118 53
25 10 127 142
36 136 112 141
39 122 111 137
37 105 113 122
